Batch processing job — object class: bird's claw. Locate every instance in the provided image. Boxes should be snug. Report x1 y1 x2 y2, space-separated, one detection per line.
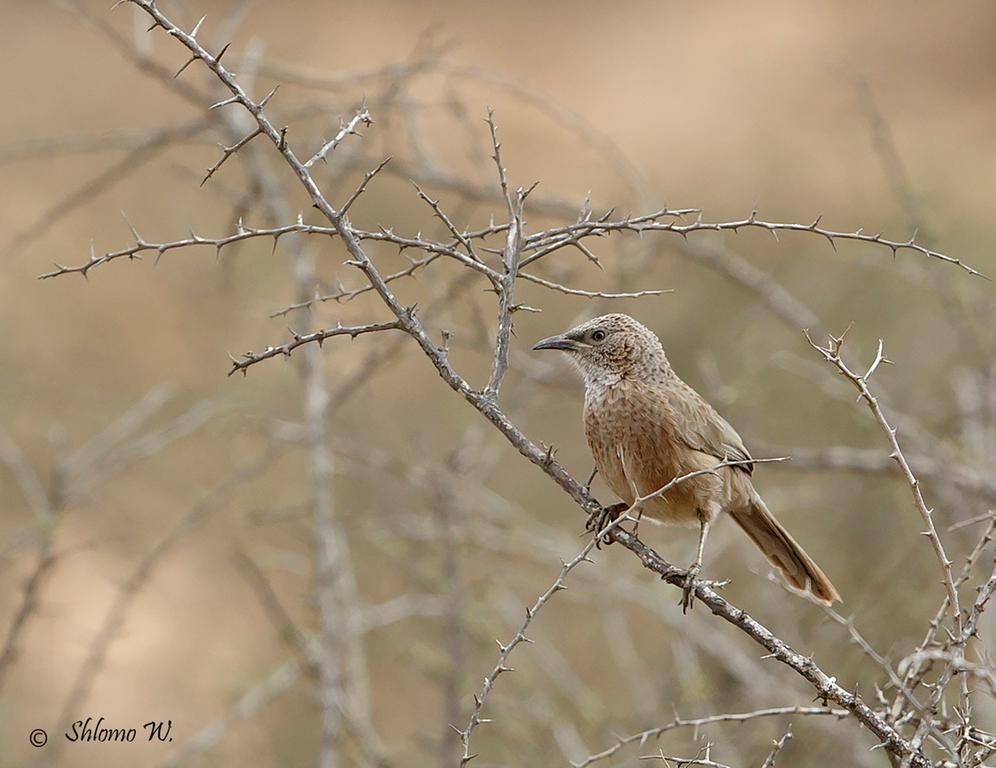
586 503 627 549
679 564 701 614
585 508 612 550
584 509 603 534
677 571 729 613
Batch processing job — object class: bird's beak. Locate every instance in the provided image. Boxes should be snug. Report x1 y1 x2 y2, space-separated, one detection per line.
532 333 580 352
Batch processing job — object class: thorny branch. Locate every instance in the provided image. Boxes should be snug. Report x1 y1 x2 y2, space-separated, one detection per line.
227 320 403 376
39 207 987 283
805 331 996 767
640 742 733 768
573 707 843 768
454 512 630 766
456 457 783 765
805 333 961 623
483 109 526 401
759 726 793 768
304 105 373 169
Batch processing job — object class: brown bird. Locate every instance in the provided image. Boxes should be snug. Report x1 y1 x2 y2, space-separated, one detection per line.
533 313 840 609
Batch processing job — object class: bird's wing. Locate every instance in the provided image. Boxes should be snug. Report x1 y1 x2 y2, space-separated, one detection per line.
667 380 754 474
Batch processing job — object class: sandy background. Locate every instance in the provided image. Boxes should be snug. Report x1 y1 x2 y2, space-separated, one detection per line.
1 1 994 766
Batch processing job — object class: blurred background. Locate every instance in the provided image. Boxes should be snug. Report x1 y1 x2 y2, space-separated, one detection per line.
1 1 994 766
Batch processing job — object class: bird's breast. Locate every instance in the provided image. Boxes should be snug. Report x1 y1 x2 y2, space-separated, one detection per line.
585 382 665 492
584 380 670 446
583 380 704 523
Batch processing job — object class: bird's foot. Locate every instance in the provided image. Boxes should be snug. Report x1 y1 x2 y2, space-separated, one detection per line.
679 563 702 614
586 502 627 549
677 570 730 613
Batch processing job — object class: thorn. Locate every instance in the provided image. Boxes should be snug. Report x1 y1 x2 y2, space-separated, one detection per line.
190 14 206 38
120 210 142 243
209 95 239 110
174 55 197 79
214 42 232 64
259 85 279 108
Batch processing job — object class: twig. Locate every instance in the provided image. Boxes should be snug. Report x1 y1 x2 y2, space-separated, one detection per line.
759 726 792 768
518 271 672 300
573 707 843 768
455 510 635 766
483 110 525 400
640 742 732 768
411 181 481 263
805 332 961 624
227 320 403 376
520 210 988 278
304 105 373 168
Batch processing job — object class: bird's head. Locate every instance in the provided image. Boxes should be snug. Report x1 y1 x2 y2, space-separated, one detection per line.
532 313 668 386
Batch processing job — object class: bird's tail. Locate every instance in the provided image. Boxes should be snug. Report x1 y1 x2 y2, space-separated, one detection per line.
730 495 841 605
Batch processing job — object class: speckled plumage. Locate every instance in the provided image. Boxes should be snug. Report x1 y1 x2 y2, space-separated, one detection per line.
534 313 840 605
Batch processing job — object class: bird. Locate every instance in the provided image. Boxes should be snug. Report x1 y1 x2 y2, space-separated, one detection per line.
532 313 840 610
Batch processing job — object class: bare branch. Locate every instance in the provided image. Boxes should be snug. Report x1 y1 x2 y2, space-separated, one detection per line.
341 155 392 215
483 110 524 400
0 429 50 523
0 542 55 691
518 271 672 300
304 105 373 169
201 127 263 186
521 209 987 278
269 253 441 318
640 742 733 768
411 181 481 263
759 726 792 768
758 444 996 504
574 707 843 768
227 320 403 376
805 331 960 622
456 510 634 766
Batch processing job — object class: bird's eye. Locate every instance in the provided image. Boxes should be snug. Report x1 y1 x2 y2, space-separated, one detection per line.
591 329 606 342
